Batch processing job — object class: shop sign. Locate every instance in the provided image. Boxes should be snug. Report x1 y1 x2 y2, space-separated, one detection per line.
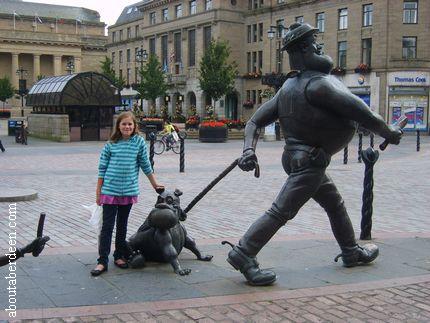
389 72 430 86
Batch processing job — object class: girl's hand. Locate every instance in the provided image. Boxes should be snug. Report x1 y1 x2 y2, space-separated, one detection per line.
96 193 101 206
154 185 165 194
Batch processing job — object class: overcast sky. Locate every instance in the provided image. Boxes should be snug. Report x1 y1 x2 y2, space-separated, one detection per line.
28 0 137 27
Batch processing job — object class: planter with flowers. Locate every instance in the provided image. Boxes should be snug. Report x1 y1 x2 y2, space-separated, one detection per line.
354 63 371 74
331 66 346 76
242 71 262 79
185 115 200 130
198 120 228 143
243 100 254 109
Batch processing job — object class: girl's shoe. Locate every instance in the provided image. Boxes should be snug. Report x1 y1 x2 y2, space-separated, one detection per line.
114 259 129 269
91 264 107 276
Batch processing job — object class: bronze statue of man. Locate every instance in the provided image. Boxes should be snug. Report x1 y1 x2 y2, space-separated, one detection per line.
225 22 403 286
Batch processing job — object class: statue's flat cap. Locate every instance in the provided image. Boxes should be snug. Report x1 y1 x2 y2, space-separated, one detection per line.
282 22 319 51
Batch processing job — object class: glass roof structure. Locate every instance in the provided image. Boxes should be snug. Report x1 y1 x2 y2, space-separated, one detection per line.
27 72 121 107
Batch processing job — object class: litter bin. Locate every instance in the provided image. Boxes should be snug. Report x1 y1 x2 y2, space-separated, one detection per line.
8 120 23 136
144 125 158 140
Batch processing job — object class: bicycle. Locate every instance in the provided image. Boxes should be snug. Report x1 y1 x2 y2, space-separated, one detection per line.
154 133 181 155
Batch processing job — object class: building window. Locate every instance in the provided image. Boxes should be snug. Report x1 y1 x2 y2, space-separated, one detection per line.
112 31 116 43
119 50 123 64
126 49 131 62
258 89 262 104
161 35 168 69
190 1 197 14
258 50 263 72
174 32 182 63
252 52 257 72
258 23 263 42
295 16 304 23
246 90 251 101
402 36 417 59
127 68 131 84
119 69 123 80
135 67 139 83
403 1 418 24
338 41 347 67
252 90 257 104
188 29 196 66
276 19 284 37
362 38 372 66
316 12 325 32
247 25 251 43
162 8 168 21
119 30 123 41
363 4 373 27
135 25 139 37
203 26 211 51
175 4 183 18
127 27 131 39
252 24 257 42
111 52 115 64
205 0 212 11
149 38 156 56
247 52 251 73
150 12 156 25
338 8 348 30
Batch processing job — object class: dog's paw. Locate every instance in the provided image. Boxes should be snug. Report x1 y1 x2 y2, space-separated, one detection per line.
198 254 213 262
176 268 192 276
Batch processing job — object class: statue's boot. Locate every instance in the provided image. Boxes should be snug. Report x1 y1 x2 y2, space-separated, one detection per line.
223 212 283 286
224 243 277 286
327 201 379 267
335 244 379 267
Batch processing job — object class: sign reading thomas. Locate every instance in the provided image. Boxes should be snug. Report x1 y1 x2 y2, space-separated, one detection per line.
389 72 430 86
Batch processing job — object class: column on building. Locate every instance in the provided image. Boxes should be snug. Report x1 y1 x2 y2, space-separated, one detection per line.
33 54 41 83
54 55 62 76
11 53 19 88
74 56 82 73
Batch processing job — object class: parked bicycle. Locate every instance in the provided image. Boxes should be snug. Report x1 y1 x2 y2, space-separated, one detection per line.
153 131 186 155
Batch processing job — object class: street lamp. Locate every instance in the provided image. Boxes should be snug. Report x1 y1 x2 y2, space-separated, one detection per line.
16 67 28 117
267 24 288 74
135 48 148 109
66 59 75 74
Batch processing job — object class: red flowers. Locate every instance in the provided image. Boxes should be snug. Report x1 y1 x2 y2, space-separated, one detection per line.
200 121 227 128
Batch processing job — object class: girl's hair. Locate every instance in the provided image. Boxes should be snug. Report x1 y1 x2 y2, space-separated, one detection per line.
110 111 141 142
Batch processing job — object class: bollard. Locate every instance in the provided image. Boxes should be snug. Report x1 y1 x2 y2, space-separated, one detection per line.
343 145 348 164
360 147 379 240
149 132 156 170
358 133 363 163
179 135 185 173
417 130 420 152
369 133 374 148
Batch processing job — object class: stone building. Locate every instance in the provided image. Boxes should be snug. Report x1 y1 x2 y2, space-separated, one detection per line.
108 0 429 131
0 0 107 110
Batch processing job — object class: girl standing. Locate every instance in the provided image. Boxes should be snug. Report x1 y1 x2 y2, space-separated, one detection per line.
91 111 163 276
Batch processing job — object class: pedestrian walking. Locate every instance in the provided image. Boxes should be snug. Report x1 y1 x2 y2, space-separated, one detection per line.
91 111 164 276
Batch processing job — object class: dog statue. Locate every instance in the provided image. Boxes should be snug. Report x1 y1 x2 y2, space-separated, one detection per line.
127 189 213 275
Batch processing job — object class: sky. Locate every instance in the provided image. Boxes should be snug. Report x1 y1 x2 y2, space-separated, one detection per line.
27 0 137 27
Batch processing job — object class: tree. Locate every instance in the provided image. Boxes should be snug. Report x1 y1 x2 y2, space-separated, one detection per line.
0 76 15 109
198 40 238 110
138 54 168 109
100 56 125 89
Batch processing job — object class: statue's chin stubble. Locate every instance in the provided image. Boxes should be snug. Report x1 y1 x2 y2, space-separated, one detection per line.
307 55 333 74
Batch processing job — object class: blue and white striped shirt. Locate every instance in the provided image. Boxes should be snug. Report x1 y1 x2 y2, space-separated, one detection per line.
98 134 153 196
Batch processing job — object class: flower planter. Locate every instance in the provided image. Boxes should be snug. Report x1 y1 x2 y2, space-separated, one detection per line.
199 126 228 143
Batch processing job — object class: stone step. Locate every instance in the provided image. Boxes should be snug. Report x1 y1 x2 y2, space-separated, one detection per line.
185 129 244 140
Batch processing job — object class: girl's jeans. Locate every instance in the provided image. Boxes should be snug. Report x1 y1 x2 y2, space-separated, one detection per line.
97 204 132 267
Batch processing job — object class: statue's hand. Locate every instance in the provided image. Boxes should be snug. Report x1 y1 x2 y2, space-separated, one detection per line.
179 209 187 221
21 236 50 257
238 149 258 172
385 125 403 145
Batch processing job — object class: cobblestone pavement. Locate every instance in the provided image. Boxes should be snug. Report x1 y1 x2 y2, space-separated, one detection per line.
1 133 429 322
11 279 430 322
0 134 429 248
